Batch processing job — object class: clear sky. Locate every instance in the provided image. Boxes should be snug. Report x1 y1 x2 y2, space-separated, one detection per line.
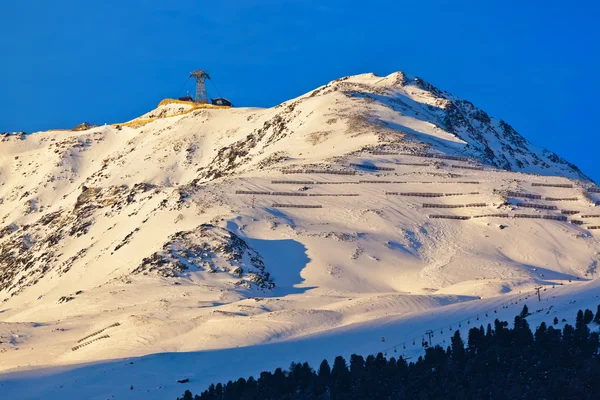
1 1 598 181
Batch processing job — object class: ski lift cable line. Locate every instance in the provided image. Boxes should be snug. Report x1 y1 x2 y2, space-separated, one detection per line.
176 76 192 98
379 284 560 355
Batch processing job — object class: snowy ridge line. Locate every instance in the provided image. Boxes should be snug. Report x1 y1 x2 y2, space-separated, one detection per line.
504 191 542 200
76 322 120 343
72 335 110 351
586 188 600 193
399 152 471 162
451 165 484 171
581 215 600 218
281 169 356 175
532 183 574 188
396 162 430 166
561 210 580 215
272 204 323 209
386 192 480 197
544 197 579 201
349 163 395 171
423 203 487 208
516 203 558 210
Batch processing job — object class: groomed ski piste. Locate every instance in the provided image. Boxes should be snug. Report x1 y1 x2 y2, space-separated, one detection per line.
0 72 599 399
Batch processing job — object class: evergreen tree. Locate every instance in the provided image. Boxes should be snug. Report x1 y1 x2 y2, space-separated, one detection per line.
330 356 351 400
584 309 594 324
315 359 330 398
519 304 529 318
594 304 600 324
451 330 465 365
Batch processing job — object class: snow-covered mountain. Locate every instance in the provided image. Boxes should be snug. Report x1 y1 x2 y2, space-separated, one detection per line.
1 72 599 399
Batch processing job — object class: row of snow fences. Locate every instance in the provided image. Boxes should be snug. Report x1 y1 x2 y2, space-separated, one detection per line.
76 322 120 343
587 187 600 193
589 226 600 230
581 215 600 218
386 192 480 197
271 180 316 185
371 151 400 155
472 213 510 219
281 169 356 175
349 163 395 171
429 214 568 221
272 204 323 209
561 210 580 215
423 203 487 208
516 203 558 210
570 220 585 225
396 162 431 166
505 191 542 200
399 152 472 162
514 214 568 221
236 191 359 197
545 197 579 201
531 183 574 188
272 181 360 185
72 334 110 351
451 164 484 171
429 215 471 220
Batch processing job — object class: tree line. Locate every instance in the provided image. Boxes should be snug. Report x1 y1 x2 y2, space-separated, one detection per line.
177 305 600 400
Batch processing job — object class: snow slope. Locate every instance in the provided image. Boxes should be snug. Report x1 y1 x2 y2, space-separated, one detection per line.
0 71 599 398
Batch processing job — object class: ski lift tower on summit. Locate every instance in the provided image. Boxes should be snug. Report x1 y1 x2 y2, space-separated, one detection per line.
190 70 211 104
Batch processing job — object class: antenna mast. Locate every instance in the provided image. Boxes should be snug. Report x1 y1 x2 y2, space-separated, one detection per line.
190 70 211 104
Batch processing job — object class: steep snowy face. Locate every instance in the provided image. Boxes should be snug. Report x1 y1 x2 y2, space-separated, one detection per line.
320 72 588 180
0 72 599 375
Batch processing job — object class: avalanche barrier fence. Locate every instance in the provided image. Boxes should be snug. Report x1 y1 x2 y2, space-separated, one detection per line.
423 203 487 208
545 197 579 201
386 192 480 197
76 322 120 343
451 165 484 171
532 183 574 188
272 204 323 209
429 215 471 220
505 191 542 200
72 335 110 351
561 210 580 215
281 169 356 175
516 203 558 210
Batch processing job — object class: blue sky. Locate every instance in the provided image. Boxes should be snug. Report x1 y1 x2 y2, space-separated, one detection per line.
1 1 598 181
